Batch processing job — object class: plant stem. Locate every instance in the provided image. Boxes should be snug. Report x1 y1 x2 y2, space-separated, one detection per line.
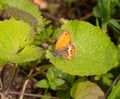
32 64 53 78
16 64 53 86
44 88 48 95
19 69 33 99
4 63 19 91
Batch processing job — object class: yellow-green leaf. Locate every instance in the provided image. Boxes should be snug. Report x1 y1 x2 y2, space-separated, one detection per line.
47 20 118 76
70 81 104 99
0 18 43 65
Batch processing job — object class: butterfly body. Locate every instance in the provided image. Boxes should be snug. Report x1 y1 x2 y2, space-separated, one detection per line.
55 30 76 59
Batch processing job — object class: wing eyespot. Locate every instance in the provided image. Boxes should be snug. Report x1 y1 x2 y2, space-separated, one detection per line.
64 31 69 36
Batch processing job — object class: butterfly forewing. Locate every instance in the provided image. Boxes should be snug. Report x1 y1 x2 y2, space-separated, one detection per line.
55 30 71 50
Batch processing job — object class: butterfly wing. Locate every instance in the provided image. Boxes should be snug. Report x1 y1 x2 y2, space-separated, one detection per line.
55 45 69 59
67 43 76 59
55 30 75 59
55 30 71 50
55 42 76 59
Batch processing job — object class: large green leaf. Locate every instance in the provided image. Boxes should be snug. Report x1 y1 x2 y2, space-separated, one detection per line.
1 0 40 18
0 18 43 65
47 20 118 76
70 81 104 99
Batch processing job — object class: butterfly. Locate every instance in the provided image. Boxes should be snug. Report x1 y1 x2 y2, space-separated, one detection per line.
55 30 76 59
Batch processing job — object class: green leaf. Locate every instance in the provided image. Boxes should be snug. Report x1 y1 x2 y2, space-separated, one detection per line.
0 59 7 66
93 0 110 18
70 81 104 99
1 0 40 18
65 75 76 85
108 18 120 30
7 7 38 27
57 88 71 99
93 0 119 28
117 45 120 62
55 78 65 86
47 67 65 90
12 45 43 63
46 67 64 80
0 2 3 13
1 0 44 28
49 78 65 90
47 20 118 76
0 18 43 65
107 80 120 99
47 67 55 81
93 0 118 18
36 79 49 88
102 73 114 86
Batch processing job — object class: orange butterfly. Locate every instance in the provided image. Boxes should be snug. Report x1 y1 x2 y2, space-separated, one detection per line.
55 30 76 59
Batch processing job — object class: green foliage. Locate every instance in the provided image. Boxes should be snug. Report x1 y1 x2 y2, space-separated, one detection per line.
36 67 65 90
36 79 49 88
47 20 118 76
95 73 114 87
47 67 65 90
102 73 114 86
0 0 45 31
0 0 49 67
0 1 3 13
57 88 71 99
93 0 115 19
35 25 57 45
107 80 120 99
109 18 120 30
70 81 104 99
91 0 120 56
0 0 40 18
36 67 75 98
0 0 120 98
117 45 120 62
7 7 38 27
93 0 120 29
0 18 43 65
